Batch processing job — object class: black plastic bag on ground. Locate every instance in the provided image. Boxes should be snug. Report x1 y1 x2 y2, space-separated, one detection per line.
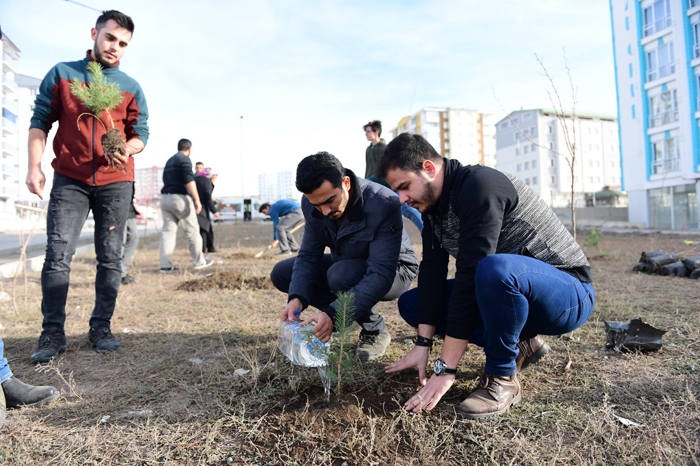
604 318 667 352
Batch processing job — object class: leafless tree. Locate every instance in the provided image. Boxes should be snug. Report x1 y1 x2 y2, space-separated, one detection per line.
496 50 580 239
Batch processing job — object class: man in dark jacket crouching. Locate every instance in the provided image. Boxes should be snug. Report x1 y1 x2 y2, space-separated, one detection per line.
271 152 419 361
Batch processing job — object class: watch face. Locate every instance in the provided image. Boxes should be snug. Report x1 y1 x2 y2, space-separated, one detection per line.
434 358 445 375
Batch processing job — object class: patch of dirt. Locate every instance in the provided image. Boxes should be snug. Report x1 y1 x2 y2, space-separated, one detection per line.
176 271 275 291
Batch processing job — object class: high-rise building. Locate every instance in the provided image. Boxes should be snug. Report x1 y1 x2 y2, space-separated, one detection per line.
390 107 496 167
1 33 21 221
610 0 700 229
16 74 41 201
495 109 621 207
258 170 299 202
134 166 164 204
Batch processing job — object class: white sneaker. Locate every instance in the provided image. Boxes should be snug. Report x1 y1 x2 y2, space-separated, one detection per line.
194 258 214 270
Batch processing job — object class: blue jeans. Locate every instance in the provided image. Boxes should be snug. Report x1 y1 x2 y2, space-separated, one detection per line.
271 255 414 333
397 254 595 376
41 173 132 333
0 337 12 383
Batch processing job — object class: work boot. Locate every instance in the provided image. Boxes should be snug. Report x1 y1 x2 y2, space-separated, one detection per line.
2 377 59 409
458 371 521 419
30 333 68 364
516 335 550 374
356 327 391 362
121 274 136 285
88 327 120 353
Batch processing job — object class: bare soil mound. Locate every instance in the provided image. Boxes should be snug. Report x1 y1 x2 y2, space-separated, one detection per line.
176 271 275 291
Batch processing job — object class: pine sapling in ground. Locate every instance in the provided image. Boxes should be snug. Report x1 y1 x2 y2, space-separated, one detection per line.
327 291 357 395
69 61 125 170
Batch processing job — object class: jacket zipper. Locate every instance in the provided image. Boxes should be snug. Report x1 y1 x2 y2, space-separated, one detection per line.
91 112 96 186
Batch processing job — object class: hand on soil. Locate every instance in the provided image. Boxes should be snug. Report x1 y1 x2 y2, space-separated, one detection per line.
385 345 430 384
404 374 455 413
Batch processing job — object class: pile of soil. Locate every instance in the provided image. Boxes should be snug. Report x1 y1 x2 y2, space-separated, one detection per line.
177 271 275 292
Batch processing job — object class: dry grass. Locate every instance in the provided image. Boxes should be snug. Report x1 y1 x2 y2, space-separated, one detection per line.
0 221 698 465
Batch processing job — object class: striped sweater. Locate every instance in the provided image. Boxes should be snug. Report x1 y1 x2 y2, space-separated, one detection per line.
417 159 592 340
30 52 149 186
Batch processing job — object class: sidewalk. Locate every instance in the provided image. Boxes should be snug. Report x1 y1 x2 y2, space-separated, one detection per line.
0 220 163 279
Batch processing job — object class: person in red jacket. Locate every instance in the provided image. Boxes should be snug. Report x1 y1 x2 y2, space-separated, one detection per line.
26 10 149 363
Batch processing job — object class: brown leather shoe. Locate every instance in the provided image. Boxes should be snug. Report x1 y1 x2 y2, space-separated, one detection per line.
457 372 521 419
516 335 550 374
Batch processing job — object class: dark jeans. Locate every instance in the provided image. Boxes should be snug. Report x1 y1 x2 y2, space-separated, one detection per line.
397 254 595 376
270 255 415 333
41 173 132 333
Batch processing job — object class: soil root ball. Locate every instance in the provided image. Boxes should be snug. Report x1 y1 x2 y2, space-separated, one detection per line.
102 128 126 169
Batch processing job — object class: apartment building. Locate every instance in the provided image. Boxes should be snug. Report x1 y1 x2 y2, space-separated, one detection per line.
610 0 700 229
390 107 496 167
258 170 299 203
134 166 164 204
1 32 21 221
495 109 621 207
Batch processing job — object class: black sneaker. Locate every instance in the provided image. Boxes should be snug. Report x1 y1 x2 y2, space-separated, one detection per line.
30 333 68 364
121 274 136 285
88 327 120 353
160 266 180 273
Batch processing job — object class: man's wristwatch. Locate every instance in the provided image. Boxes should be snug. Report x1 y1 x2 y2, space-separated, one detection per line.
433 358 457 376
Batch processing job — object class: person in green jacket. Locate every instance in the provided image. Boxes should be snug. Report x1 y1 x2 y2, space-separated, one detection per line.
363 120 423 231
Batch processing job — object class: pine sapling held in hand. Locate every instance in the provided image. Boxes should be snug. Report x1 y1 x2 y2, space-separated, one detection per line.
69 61 126 170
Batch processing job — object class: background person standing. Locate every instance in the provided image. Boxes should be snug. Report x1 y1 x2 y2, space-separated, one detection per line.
363 120 423 232
159 139 213 272
194 167 220 255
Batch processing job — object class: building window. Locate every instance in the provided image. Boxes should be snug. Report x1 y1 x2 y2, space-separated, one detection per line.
523 113 532 121
550 158 555 167
525 178 531 185
643 0 671 37
530 126 537 136
551 175 556 183
647 42 675 81
524 162 530 170
517 164 522 172
649 89 679 127
532 160 538 169
531 144 536 151
515 148 520 156
524 145 530 154
532 176 538 185
652 136 681 174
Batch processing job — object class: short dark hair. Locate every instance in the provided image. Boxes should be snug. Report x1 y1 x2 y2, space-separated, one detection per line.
363 120 382 137
96 10 135 34
178 139 192 152
296 152 345 194
379 133 442 178
195 161 204 167
259 202 271 213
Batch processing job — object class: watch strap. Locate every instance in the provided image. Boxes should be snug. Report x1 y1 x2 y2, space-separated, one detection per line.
414 335 434 348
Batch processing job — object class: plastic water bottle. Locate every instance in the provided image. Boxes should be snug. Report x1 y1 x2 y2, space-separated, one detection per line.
278 320 329 367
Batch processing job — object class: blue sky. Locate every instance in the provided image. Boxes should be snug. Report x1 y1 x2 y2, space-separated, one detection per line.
1 0 617 197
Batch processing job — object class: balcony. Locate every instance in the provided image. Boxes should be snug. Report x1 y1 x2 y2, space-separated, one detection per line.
647 63 675 82
643 16 671 37
1 117 17 136
1 76 18 94
2 97 18 114
692 0 700 8
649 110 679 127
2 141 17 156
2 164 18 178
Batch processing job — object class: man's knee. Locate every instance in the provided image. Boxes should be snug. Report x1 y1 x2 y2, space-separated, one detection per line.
397 288 418 327
326 260 366 292
475 255 511 288
270 258 295 292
